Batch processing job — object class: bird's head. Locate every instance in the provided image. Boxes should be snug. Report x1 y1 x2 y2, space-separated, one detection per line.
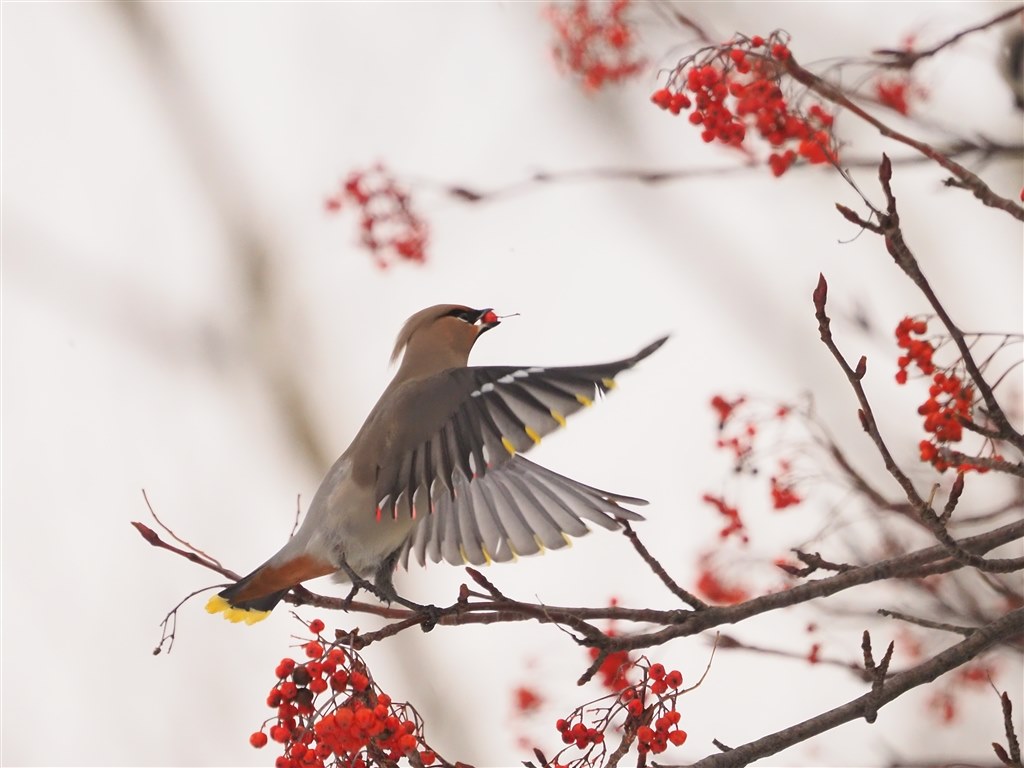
391 304 502 372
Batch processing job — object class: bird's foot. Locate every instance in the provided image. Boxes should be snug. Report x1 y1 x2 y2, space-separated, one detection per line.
367 551 440 632
373 579 441 632
338 558 385 607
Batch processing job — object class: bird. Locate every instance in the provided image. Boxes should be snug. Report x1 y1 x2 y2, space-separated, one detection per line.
206 304 668 624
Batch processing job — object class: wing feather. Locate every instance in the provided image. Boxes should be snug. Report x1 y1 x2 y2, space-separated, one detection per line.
386 337 667 571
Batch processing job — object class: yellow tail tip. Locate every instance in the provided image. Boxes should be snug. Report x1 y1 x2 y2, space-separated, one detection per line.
205 594 271 625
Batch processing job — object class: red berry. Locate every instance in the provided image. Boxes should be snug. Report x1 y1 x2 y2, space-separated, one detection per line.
330 671 349 691
669 729 688 746
350 671 369 691
279 681 298 700
304 642 324 659
250 731 268 748
651 88 672 109
308 619 325 634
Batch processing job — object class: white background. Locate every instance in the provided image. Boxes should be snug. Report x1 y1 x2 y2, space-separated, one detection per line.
2 2 1021 766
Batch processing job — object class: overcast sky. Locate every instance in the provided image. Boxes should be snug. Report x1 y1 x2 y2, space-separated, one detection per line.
2 2 1021 766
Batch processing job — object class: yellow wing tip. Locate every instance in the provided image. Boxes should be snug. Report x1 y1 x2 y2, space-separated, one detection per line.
550 409 567 428
525 426 542 445
501 436 517 455
205 594 271 625
575 393 593 407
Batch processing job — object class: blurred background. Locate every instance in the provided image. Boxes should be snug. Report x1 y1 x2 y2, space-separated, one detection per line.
2 2 1021 765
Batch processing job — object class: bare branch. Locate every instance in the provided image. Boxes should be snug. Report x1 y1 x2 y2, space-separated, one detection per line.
997 690 1023 767
877 608 977 637
621 521 707 609
782 59 1024 219
874 6 1024 70
691 608 1024 767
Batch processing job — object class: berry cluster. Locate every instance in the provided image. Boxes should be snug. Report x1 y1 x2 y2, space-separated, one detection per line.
695 552 749 605
873 75 921 116
918 371 973 445
895 316 934 383
324 165 428 269
514 685 544 714
894 316 1004 473
556 718 605 749
710 394 746 429
706 396 806 547
587 609 634 693
769 459 802 510
701 493 747 543
551 659 688 767
651 33 838 176
927 661 1000 724
710 393 794 471
545 0 645 90
251 619 437 768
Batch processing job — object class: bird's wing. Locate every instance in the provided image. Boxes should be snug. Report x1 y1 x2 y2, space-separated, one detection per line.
368 336 668 567
400 454 647 568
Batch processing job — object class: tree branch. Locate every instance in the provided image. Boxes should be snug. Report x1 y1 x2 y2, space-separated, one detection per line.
688 608 1024 768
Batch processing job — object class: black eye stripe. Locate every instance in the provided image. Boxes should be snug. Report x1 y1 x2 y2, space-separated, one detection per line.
446 308 479 323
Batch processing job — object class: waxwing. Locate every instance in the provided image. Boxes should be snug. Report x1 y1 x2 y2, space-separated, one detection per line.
207 304 668 623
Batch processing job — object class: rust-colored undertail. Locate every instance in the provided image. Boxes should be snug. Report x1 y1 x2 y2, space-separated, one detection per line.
205 554 335 625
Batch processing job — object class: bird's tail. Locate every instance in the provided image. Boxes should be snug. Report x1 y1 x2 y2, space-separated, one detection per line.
205 553 336 625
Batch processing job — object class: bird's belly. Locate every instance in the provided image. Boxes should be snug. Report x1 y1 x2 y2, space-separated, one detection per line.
301 461 416 578
336 508 415 576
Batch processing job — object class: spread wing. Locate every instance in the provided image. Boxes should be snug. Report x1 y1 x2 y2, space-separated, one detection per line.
368 336 668 566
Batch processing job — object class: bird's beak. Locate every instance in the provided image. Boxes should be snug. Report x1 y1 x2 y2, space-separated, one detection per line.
474 308 501 334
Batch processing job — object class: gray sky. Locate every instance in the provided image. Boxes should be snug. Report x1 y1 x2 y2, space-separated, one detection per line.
2 2 1021 765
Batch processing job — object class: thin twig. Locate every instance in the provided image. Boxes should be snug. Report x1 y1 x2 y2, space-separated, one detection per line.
142 489 223 569
621 521 707 609
877 608 976 637
997 691 1023 767
783 60 1024 220
873 6 1024 69
692 608 1024 767
432 142 1024 206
